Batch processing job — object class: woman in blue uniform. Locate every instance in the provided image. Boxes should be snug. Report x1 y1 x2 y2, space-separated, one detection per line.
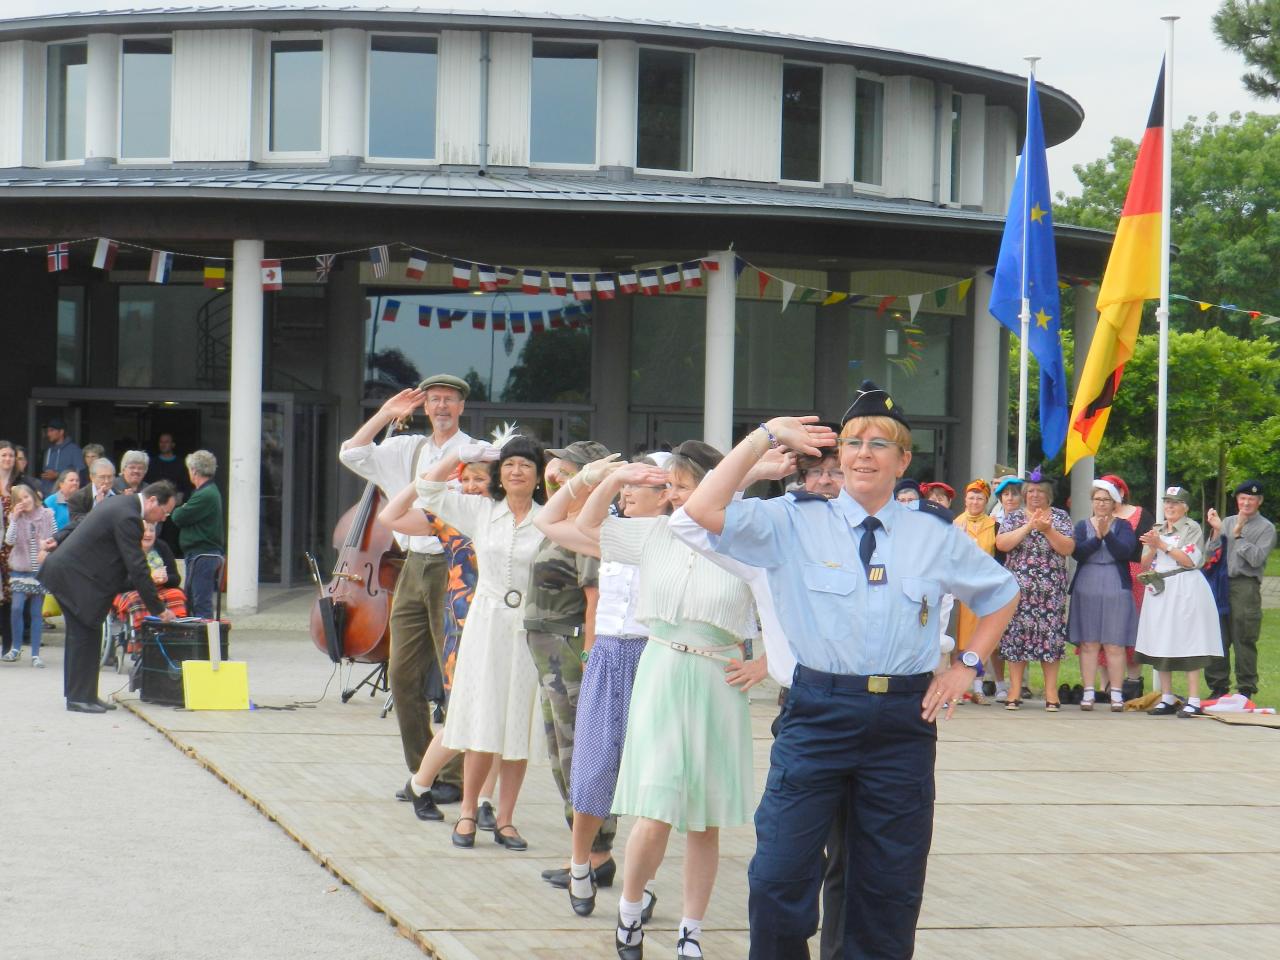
684 381 1019 960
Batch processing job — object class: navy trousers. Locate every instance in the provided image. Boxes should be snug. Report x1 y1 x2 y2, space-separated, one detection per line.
749 670 937 960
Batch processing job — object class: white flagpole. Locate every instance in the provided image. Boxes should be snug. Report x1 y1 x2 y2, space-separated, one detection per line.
1155 19 1177 518
1017 57 1039 478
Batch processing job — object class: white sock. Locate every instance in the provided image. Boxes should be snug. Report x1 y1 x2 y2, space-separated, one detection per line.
1187 696 1201 707
1111 688 1124 703
1161 692 1177 705
618 896 644 944
678 918 704 957
996 680 1009 693
409 777 431 795
972 678 984 694
1082 687 1096 702
569 860 593 898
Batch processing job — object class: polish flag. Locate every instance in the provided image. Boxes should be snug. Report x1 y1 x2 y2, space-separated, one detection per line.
92 238 119 271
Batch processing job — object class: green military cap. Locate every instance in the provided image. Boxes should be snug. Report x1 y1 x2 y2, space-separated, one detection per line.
416 373 470 399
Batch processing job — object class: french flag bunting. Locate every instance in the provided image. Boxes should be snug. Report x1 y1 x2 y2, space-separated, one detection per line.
438 310 454 330
46 243 70 273
452 260 473 288
261 259 283 291
496 266 518 287
369 245 389 279
618 270 638 294
471 311 486 330
477 264 498 292
548 272 568 296
521 270 543 294
594 273 616 300
570 274 592 301
530 311 545 333
639 269 660 295
661 264 682 292
511 312 526 333
734 256 747 278
405 249 429 281
148 250 172 284
92 238 119 271
681 261 703 288
491 312 506 331
549 309 565 329
382 299 400 323
701 256 721 272
418 305 431 327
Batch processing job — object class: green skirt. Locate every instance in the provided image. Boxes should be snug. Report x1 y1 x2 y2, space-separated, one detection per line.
610 620 753 832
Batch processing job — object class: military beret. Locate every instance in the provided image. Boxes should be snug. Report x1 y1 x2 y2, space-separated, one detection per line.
841 380 911 430
1235 478 1263 497
672 439 724 475
894 478 922 498
416 373 470 398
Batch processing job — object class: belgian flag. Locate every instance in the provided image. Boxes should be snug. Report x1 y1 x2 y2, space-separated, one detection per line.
1065 64 1165 472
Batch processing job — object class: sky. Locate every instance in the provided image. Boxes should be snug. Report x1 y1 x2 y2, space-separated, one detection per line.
3 0 1266 195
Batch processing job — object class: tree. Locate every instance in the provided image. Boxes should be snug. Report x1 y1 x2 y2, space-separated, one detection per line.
1214 0 1280 99
1055 112 1280 341
501 328 591 403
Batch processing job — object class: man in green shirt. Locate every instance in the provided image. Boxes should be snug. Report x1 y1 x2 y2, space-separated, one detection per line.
169 449 224 619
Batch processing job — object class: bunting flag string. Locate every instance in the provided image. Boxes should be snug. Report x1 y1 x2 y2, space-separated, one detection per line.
1170 293 1279 326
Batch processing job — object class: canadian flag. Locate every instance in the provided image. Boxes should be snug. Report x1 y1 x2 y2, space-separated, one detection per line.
261 259 283 291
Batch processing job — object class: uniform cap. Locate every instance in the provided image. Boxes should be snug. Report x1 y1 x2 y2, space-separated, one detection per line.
416 373 470 399
894 478 922 498
546 440 611 466
1234 478 1263 497
841 380 911 429
1161 486 1190 504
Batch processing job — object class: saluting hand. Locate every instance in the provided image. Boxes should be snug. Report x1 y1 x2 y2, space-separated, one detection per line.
379 387 426 423
765 416 837 457
745 447 797 484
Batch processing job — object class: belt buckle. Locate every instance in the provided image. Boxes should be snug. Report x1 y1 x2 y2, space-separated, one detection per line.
671 642 689 654
867 675 890 694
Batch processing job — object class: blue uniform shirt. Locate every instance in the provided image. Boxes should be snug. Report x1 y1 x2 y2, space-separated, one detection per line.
715 490 1018 676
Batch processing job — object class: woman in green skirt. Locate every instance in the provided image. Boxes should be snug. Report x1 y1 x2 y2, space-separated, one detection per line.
576 440 758 960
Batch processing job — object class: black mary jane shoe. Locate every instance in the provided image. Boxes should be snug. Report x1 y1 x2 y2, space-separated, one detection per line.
476 800 497 832
1147 700 1180 716
568 868 597 917
494 824 528 851
431 780 462 804
550 856 615 889
641 889 657 924
405 780 443 821
676 927 702 960
543 866 570 885
615 915 643 960
451 817 478 849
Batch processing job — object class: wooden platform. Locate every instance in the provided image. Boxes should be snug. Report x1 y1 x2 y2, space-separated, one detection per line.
117 633 1280 959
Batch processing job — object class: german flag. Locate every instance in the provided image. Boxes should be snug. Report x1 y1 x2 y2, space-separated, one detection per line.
1065 64 1164 472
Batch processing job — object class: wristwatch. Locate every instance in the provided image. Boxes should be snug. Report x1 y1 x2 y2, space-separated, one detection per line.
959 650 984 675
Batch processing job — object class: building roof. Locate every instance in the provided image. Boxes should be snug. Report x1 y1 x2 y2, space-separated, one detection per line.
0 5 1084 146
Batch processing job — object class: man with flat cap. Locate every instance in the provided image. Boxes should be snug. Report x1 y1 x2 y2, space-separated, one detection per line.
684 380 1019 960
339 375 474 802
1204 479 1276 699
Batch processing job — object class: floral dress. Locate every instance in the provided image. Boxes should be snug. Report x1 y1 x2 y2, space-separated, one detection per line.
0 492 12 607
997 507 1072 662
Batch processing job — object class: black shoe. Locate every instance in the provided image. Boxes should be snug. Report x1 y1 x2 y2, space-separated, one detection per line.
1057 683 1072 706
67 700 108 714
568 868 596 917
615 914 643 960
451 817 477 849
1020 685 1033 701
982 679 996 697
494 824 528 851
1178 703 1205 718
641 888 656 924
676 926 702 960
94 698 118 711
405 780 443 821
431 780 462 804
1070 684 1084 705
1147 700 1179 716
1122 677 1144 701
476 800 497 831
550 856 616 889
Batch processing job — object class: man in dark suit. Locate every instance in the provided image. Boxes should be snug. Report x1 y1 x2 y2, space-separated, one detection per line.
41 481 179 713
67 457 125 525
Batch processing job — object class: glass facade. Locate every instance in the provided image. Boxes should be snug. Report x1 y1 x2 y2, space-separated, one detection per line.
118 285 225 389
530 41 598 165
368 35 438 159
846 309 952 416
636 48 694 172
854 77 884 185
781 63 822 182
120 38 172 159
46 42 87 162
56 287 85 385
269 38 324 153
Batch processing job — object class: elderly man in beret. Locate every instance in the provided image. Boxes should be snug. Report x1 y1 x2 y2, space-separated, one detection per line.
1203 479 1276 700
339 374 474 805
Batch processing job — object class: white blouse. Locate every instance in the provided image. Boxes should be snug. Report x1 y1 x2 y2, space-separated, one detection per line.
600 515 755 638
595 559 647 638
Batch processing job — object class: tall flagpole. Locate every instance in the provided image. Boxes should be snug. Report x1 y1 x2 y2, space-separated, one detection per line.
1155 19 1177 518
1017 57 1039 477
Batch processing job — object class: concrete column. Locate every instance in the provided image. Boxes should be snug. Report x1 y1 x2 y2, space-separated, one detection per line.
85 33 121 164
1069 283 1100 521
328 28 367 163
703 251 736 453
969 269 1001 483
590 294 633 454
227 239 264 614
599 39 638 170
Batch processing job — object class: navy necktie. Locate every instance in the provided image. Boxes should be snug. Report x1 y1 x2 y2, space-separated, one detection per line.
858 516 882 576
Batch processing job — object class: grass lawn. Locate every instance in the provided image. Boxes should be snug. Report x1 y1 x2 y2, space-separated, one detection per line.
1266 549 1280 578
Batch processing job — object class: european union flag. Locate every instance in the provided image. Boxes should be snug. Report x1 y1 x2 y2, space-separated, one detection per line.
989 77 1068 460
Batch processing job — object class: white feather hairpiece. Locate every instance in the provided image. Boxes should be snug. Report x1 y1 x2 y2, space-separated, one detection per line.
490 421 520 449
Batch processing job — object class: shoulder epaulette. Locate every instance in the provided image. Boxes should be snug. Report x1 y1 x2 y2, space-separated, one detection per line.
788 490 829 503
918 501 955 524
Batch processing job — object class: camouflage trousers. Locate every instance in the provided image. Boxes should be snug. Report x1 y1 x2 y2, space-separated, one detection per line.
526 629 617 853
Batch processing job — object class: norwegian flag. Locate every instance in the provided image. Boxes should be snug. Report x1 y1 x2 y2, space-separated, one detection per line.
680 261 702 288
520 270 543 294
618 270 638 294
381 299 400 323
547 272 567 296
47 243 70 273
496 266 518 287
471 311 485 330
571 274 593 301
405 249 429 281
477 264 498 292
638 269 660 295
452 260 473 288
660 265 682 292
369 245 390 278
511 312 526 333
261 259 283 291
92 238 119 271
315 254 335 282
594 273 616 300
418 305 431 327
701 256 721 272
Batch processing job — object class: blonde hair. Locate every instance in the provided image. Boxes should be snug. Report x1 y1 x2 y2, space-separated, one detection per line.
839 416 912 448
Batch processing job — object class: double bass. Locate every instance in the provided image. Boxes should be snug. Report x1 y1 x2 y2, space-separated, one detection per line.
309 422 406 664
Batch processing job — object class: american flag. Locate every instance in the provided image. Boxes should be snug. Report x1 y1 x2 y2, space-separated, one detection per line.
369 245 389 279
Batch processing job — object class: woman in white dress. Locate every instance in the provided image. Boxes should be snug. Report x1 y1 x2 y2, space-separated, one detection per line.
1135 486 1222 718
411 433 546 850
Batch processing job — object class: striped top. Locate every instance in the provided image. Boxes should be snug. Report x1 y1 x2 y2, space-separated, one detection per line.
600 515 754 638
